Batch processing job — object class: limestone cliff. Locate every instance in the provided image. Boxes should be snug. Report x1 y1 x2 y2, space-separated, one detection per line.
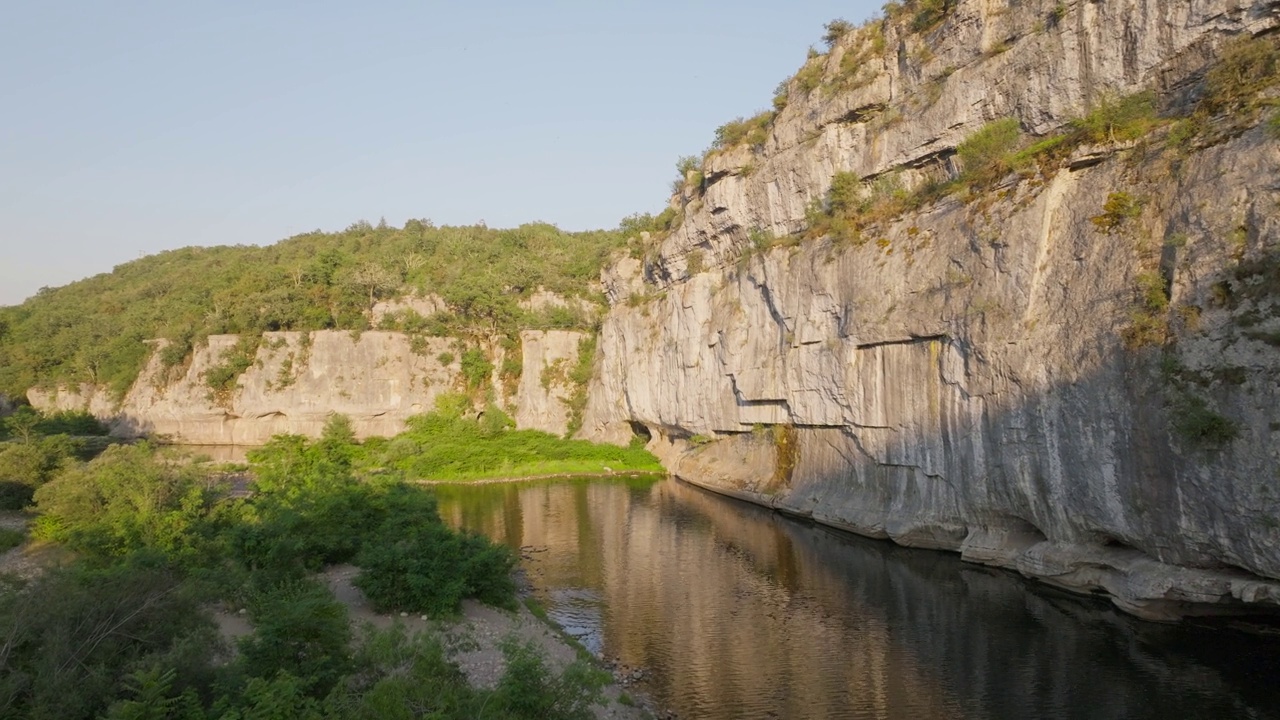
580 0 1280 618
31 329 584 444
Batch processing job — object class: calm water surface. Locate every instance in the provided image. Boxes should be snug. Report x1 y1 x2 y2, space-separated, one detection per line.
434 476 1280 720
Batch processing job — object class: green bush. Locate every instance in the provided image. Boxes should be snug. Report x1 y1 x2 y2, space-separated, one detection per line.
237 579 352 698
712 111 776 151
355 515 516 616
903 0 956 32
459 348 493 390
0 526 24 552
1073 91 1159 144
0 434 80 509
1091 191 1144 233
325 626 479 719
103 667 206 720
0 560 221 720
956 118 1023 184
822 18 854 48
489 637 609 720
827 171 862 214
205 335 260 396
1202 35 1280 114
1172 395 1239 447
32 442 218 562
793 58 826 94
1 405 41 442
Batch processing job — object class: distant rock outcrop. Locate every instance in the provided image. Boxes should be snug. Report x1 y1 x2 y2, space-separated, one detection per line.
30 329 580 444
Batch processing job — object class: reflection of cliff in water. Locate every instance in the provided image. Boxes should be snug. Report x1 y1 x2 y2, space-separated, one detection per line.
435 478 1280 720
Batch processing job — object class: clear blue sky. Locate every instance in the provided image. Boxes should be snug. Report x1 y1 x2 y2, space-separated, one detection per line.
0 1 881 305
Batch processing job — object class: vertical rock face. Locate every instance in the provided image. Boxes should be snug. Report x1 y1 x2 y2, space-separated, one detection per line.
581 0 1280 617
30 329 581 444
514 330 588 437
657 0 1277 274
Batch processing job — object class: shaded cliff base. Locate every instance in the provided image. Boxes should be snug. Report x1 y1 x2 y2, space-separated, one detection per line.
647 431 1280 623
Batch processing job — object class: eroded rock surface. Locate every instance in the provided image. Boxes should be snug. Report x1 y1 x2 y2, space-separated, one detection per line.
580 0 1280 618
31 329 580 443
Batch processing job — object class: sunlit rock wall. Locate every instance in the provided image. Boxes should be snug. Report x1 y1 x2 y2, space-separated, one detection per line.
580 0 1280 618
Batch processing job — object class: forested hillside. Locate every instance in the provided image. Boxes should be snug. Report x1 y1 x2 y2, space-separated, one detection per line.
0 220 634 399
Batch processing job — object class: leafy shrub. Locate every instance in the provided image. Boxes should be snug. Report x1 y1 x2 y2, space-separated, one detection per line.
1091 191 1144 233
237 579 352 697
158 334 195 370
712 111 776 151
489 638 609 720
956 118 1023 184
822 19 854 48
793 58 826 94
903 0 955 33
0 434 80 509
1009 133 1071 167
326 626 479 719
827 171 862 214
459 348 493 390
1135 271 1169 314
1 405 41 442
32 442 217 562
1202 35 1280 114
1172 395 1239 447
0 561 221 720
773 78 792 111
355 517 516 616
0 526 24 552
1123 270 1170 348
1073 91 1159 144
673 154 703 193
102 666 206 720
205 335 260 397
564 334 598 437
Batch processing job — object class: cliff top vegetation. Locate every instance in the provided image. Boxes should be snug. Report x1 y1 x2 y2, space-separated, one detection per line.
0 220 627 399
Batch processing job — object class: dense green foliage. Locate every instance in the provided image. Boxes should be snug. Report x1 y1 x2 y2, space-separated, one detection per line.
2 417 611 718
0 559 221 719
354 510 516 615
0 220 627 400
955 118 1023 184
0 407 114 510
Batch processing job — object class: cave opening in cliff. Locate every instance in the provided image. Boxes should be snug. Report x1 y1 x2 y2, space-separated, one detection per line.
629 421 652 445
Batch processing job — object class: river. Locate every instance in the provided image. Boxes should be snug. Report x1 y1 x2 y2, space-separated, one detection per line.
434 476 1280 720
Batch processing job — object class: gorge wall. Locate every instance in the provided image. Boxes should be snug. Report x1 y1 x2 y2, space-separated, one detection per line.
578 0 1280 619
30 329 587 444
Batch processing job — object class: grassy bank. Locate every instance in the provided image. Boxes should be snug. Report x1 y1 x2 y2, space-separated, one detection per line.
351 394 663 482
